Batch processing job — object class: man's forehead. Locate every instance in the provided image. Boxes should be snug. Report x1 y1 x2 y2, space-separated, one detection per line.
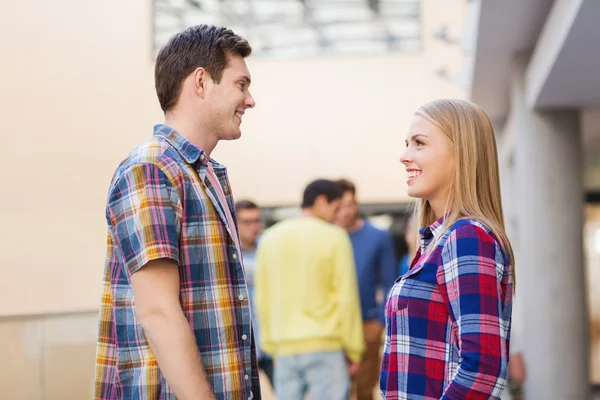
239 208 260 215
224 56 251 75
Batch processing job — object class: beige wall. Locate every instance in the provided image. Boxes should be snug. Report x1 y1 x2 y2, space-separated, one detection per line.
1 0 465 316
0 311 276 400
1 0 466 397
0 313 97 400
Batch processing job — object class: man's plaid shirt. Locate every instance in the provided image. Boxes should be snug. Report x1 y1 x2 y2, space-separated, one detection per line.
94 124 260 400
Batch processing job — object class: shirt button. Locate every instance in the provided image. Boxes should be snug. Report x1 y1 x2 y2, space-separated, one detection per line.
244 374 249 381
238 294 245 301
233 253 238 260
242 334 248 340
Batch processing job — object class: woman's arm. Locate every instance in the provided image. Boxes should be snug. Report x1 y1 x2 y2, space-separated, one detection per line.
436 223 511 399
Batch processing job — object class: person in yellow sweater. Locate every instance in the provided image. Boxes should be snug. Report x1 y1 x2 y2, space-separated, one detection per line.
255 179 365 400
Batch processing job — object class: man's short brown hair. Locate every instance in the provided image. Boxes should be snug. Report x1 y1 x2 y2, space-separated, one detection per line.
235 199 259 213
155 24 252 113
335 178 356 195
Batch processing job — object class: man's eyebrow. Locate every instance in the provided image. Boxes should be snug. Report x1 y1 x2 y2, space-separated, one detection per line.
238 75 251 84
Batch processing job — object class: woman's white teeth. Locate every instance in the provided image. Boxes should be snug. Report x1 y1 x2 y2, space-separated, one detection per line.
408 171 421 178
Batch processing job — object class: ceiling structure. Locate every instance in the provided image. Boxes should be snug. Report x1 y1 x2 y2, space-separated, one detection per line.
153 0 421 59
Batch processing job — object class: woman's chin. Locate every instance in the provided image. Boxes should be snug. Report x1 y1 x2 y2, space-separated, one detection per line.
406 188 422 199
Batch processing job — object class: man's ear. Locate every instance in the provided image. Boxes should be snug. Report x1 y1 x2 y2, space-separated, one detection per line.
192 67 208 98
314 194 326 207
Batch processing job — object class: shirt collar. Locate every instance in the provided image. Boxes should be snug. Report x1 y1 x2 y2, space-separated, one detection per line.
153 124 209 166
419 217 444 241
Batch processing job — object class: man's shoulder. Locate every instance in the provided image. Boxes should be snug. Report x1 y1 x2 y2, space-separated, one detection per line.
361 220 391 240
260 218 299 239
308 220 351 247
110 136 188 185
261 218 345 242
326 222 349 237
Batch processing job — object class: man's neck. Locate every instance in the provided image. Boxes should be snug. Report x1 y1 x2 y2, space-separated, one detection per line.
164 113 218 156
241 240 256 252
302 208 325 222
346 217 364 233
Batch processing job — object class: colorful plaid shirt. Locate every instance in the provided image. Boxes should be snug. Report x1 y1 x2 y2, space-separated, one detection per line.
95 124 260 400
380 217 513 399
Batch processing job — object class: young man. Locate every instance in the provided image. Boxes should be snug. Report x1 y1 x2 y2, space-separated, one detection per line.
255 179 364 400
94 25 259 400
235 200 274 387
334 179 397 400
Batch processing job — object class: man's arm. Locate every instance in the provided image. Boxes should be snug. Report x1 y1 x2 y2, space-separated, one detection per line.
378 231 398 325
254 240 273 355
131 259 215 400
333 232 365 366
108 163 215 399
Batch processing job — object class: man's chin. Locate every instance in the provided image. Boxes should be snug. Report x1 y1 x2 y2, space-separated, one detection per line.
222 130 242 141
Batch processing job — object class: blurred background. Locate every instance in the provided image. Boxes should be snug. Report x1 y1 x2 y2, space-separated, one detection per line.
1 0 600 398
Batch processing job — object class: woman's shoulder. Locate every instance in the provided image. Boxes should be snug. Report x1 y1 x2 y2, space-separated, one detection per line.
438 217 507 266
438 217 501 250
447 217 493 236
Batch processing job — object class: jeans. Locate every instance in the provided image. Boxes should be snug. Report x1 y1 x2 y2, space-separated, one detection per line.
274 350 349 400
258 358 274 389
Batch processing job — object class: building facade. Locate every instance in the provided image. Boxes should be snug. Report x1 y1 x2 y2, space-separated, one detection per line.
465 0 600 397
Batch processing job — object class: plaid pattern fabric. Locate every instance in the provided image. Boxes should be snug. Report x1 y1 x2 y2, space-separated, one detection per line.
380 217 512 399
95 124 260 400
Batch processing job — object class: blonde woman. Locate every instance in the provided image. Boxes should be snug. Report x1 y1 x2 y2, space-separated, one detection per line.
380 99 514 399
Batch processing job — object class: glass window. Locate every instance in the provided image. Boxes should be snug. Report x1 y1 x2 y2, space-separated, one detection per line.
152 0 421 59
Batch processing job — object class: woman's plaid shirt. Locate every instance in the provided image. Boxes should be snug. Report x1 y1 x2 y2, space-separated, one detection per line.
380 217 513 399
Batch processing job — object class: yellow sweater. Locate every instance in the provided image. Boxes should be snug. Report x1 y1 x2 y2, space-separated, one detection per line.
255 217 364 362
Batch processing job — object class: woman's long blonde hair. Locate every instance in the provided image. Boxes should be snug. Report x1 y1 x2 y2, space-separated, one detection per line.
414 98 515 282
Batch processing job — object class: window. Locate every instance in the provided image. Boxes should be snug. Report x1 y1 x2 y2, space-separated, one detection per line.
152 0 421 59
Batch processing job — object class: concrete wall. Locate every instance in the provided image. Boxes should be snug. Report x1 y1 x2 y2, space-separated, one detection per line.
498 88 598 393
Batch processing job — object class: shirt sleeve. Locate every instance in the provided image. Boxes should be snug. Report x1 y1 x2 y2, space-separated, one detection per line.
436 223 509 399
378 231 399 325
107 163 181 276
333 231 365 363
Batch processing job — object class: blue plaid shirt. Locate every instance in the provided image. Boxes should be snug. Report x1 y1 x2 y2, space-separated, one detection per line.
380 217 513 399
